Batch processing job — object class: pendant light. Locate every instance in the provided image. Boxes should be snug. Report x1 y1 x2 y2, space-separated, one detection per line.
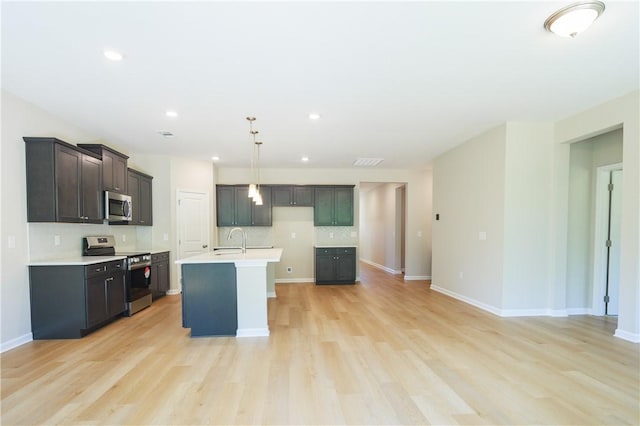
246 116 264 205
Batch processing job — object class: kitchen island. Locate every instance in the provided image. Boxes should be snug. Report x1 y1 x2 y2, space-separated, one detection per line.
175 248 282 337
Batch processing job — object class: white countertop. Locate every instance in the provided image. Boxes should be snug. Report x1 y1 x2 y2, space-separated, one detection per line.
149 249 170 254
314 245 358 248
28 255 126 266
175 248 283 265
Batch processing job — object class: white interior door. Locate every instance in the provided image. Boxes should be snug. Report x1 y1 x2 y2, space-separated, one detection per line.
606 169 622 315
177 190 210 260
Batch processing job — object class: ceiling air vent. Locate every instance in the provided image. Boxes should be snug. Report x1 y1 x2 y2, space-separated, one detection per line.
353 158 384 167
157 130 175 138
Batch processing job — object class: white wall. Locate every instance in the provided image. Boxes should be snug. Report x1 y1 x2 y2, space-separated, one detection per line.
217 168 432 280
432 125 506 310
502 122 555 312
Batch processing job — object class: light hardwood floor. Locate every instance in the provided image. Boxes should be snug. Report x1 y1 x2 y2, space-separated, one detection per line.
2 263 639 425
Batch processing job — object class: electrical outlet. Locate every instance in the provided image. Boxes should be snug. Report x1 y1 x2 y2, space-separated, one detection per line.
291 232 296 239
286 267 293 273
417 231 423 237
7 236 15 249
54 235 61 246
163 233 169 241
122 234 126 242
479 231 487 241
459 271 464 279
350 231 357 238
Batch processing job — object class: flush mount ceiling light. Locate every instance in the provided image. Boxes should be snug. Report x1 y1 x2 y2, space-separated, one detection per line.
544 1 605 38
103 49 124 61
301 156 309 162
308 113 321 120
165 110 178 118
211 156 220 162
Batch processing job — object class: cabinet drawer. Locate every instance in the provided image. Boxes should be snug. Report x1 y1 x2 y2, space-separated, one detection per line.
85 263 108 278
152 252 170 263
337 248 355 255
316 248 336 256
85 260 124 278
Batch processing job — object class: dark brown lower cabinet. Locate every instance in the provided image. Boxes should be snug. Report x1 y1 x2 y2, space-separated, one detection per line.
314 247 356 284
150 251 170 300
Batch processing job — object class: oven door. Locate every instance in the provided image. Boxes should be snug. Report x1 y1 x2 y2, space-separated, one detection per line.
127 265 151 301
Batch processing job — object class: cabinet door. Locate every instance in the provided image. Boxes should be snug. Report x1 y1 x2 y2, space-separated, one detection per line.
139 175 153 226
334 187 354 226
81 154 103 223
86 276 107 327
336 253 356 282
235 186 252 226
127 170 140 224
55 144 83 222
314 187 335 226
157 261 170 292
102 150 114 191
272 186 293 206
251 186 272 225
149 262 159 292
315 254 336 283
107 272 126 317
113 155 128 193
216 186 235 226
293 186 314 206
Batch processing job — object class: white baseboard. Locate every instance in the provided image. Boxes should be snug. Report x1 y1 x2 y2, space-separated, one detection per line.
431 285 502 316
267 291 277 298
275 277 315 284
236 328 270 337
1 332 33 353
404 275 431 281
614 329 640 343
566 308 592 315
360 259 402 274
430 285 570 318
166 289 181 295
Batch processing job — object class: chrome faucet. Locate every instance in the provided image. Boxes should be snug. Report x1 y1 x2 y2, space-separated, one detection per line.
227 227 247 253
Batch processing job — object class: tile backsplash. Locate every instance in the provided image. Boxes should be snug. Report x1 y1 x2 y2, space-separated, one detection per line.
217 225 358 248
28 223 138 260
314 226 358 246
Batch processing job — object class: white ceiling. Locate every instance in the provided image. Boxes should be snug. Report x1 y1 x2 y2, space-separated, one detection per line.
2 1 638 170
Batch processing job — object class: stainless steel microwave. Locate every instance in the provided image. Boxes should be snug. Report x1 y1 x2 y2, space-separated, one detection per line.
105 191 132 221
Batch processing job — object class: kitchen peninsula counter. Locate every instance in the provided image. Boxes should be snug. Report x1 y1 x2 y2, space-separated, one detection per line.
175 248 282 337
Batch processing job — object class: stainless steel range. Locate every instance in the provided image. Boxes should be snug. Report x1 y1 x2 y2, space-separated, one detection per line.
83 236 152 316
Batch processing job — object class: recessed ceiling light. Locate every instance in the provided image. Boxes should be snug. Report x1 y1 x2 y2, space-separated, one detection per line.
165 110 178 118
211 156 220 161
301 156 309 162
308 113 321 120
103 49 124 61
544 1 605 38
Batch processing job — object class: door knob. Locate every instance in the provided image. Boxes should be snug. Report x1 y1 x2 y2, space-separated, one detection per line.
202 244 208 248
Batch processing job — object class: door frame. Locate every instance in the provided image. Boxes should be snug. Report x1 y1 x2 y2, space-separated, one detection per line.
591 162 622 316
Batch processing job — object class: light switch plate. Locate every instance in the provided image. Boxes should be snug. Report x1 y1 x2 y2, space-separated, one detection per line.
7 236 15 249
122 234 126 242
417 231 423 237
329 232 334 238
291 232 296 239
350 231 357 238
479 231 487 241
163 233 169 241
54 235 61 246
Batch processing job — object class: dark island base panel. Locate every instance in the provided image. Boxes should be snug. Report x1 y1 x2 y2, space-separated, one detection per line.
181 263 238 337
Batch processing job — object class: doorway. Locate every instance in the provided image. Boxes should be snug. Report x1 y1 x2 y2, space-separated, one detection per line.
592 165 623 316
359 182 406 274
